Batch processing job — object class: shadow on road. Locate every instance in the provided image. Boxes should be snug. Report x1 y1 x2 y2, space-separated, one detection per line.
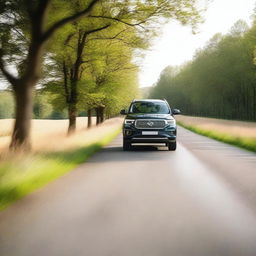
102 145 167 152
87 145 171 163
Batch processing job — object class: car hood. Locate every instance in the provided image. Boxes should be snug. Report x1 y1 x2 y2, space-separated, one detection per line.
126 114 174 120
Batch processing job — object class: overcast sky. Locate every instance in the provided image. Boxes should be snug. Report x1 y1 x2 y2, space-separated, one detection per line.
139 0 256 88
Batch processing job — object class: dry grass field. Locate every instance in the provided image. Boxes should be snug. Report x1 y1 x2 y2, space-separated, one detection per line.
176 115 256 152
176 115 256 139
0 117 123 153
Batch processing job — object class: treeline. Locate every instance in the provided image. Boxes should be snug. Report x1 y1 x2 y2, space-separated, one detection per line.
0 91 14 119
0 0 201 149
1 88 130 120
0 90 71 119
150 20 256 121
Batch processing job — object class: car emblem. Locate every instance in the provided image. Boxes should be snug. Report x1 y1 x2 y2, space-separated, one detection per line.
147 121 154 127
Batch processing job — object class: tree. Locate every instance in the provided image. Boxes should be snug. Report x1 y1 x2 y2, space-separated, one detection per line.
0 0 102 150
57 24 111 133
45 26 139 129
150 19 256 121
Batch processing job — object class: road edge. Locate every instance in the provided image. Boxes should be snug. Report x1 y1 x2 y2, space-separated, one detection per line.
177 121 256 153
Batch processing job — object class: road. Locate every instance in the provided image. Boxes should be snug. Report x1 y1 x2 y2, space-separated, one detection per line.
1 126 256 256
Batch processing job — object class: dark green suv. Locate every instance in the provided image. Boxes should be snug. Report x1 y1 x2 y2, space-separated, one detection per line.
120 99 180 151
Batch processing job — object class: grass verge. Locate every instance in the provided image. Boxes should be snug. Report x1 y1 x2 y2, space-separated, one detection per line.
0 128 120 211
177 121 256 153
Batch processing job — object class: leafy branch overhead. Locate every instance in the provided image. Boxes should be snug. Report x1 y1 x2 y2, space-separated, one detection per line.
0 0 100 84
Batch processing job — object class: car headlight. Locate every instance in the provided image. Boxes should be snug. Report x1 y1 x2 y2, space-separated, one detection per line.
125 119 135 125
167 119 176 126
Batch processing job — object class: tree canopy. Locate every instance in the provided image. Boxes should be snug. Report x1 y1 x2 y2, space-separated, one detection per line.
150 19 256 121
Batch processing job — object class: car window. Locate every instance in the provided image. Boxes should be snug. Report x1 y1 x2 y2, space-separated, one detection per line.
129 102 170 114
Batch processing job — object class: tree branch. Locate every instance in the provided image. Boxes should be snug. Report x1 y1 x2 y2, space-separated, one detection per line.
85 24 111 35
81 59 98 64
87 27 128 42
37 0 52 19
42 0 100 42
0 49 18 86
25 0 35 20
64 33 76 46
88 15 148 27
62 61 70 100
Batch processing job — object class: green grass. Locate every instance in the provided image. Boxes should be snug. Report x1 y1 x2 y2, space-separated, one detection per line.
177 121 256 153
0 128 120 211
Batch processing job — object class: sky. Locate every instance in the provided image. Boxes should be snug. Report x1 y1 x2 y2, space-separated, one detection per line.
139 0 256 88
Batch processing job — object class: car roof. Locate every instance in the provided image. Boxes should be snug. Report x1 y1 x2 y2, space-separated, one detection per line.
132 99 166 103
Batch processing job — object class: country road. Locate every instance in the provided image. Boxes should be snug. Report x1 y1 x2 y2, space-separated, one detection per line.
1 126 256 256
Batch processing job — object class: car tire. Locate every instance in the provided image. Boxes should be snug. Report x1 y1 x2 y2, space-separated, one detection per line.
168 141 176 151
123 139 132 151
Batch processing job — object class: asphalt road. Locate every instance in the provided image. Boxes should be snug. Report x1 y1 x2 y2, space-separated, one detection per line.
1 126 256 256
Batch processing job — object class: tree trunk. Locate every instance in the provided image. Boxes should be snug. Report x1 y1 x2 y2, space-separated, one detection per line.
10 83 34 151
87 108 92 128
95 107 100 125
9 38 45 150
68 104 77 134
98 106 105 123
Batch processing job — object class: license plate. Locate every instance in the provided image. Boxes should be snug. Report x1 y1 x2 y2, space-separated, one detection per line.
142 131 158 135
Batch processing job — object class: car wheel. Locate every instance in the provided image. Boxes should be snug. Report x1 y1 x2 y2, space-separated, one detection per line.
123 139 132 151
168 141 176 151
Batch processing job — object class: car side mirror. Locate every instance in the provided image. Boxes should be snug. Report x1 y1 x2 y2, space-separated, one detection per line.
120 109 127 115
172 109 181 115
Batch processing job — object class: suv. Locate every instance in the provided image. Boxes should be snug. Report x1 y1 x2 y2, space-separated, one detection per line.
120 99 180 151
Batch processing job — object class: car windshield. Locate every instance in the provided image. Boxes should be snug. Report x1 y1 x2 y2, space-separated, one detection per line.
129 101 170 114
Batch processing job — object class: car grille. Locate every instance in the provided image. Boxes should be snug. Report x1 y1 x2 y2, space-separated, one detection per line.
135 119 166 129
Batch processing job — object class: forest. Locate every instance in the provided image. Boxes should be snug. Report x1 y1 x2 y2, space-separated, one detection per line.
150 19 256 121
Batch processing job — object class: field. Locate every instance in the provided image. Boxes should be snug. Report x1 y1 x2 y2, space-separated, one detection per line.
176 115 256 152
0 118 122 210
0 117 98 152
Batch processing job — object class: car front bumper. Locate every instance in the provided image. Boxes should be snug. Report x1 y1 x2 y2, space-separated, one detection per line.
123 125 176 144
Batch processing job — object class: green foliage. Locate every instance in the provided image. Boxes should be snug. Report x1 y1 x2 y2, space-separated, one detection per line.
0 91 14 119
150 19 256 121
84 35 140 115
0 89 68 119
44 12 142 118
33 92 54 119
